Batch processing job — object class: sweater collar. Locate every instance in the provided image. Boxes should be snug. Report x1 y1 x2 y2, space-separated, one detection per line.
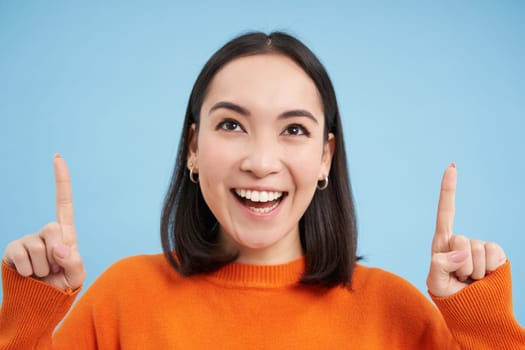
203 257 306 288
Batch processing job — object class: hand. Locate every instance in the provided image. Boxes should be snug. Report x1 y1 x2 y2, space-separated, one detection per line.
2 154 85 291
426 163 507 297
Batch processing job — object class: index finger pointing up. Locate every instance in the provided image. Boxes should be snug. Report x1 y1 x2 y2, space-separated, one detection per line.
433 163 457 253
54 154 76 244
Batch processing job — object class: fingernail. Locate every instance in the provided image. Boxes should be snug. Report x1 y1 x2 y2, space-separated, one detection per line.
449 250 468 263
54 243 70 259
54 153 61 159
449 162 456 169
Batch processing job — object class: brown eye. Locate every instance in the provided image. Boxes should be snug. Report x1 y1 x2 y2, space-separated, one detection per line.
282 124 309 136
217 119 243 132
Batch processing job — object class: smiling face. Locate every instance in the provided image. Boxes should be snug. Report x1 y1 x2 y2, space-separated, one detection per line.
187 54 334 264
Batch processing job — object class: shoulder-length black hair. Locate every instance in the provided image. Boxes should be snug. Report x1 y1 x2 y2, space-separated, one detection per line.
161 31 358 288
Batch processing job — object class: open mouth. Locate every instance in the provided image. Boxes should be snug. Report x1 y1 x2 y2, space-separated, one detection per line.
232 189 286 214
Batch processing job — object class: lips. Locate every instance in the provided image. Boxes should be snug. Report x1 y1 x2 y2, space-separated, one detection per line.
233 189 286 214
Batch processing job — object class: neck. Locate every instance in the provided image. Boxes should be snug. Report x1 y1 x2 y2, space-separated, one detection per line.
219 228 303 265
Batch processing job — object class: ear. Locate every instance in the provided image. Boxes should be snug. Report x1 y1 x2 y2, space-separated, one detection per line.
319 133 335 180
186 123 198 169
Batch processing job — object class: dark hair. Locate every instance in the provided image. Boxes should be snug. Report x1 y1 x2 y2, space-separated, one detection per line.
161 31 358 288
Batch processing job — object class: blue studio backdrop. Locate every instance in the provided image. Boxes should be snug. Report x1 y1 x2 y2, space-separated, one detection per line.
1 1 524 325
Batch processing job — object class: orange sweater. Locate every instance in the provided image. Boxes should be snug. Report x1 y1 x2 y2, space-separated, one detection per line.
0 255 523 349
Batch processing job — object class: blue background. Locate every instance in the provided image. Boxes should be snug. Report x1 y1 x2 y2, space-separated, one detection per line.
1 1 523 325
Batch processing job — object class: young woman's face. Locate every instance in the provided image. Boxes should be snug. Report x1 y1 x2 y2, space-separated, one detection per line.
188 54 334 264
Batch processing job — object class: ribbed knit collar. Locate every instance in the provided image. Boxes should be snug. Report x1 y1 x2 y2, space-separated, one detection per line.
203 257 306 289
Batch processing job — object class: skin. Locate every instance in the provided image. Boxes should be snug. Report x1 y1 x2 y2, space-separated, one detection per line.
2 57 507 299
187 54 334 265
3 154 85 291
427 163 507 297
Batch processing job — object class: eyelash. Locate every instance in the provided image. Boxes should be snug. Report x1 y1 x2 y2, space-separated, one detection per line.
216 119 310 137
216 119 244 132
282 124 310 137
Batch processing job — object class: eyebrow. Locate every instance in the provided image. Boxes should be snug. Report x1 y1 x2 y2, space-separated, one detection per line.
208 101 319 124
209 101 250 116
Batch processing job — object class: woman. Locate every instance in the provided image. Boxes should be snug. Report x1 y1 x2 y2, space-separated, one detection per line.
1 31 523 349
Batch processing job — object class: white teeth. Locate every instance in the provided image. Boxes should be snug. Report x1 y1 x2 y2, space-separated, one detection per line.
248 201 280 214
234 189 283 202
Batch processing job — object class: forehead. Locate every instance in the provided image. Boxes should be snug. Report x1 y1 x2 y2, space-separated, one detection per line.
202 54 323 115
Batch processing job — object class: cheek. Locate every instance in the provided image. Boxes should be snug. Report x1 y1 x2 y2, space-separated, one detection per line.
198 135 232 169
198 143 222 171
284 146 324 185
197 137 237 198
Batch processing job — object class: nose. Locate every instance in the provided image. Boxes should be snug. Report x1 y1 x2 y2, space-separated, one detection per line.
239 136 282 178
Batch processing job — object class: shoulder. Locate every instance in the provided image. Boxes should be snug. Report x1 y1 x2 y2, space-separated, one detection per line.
105 253 172 274
84 253 181 297
351 264 443 323
352 263 423 297
100 253 178 282
331 265 455 346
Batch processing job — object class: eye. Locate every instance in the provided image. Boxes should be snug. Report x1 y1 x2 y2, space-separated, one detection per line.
282 124 310 136
217 119 244 132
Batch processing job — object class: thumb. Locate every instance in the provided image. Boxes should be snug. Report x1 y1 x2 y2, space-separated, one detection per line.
427 250 469 297
445 250 469 269
52 243 86 290
53 242 70 260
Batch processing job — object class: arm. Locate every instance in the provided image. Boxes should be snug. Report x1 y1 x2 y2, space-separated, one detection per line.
0 155 86 349
426 164 524 349
0 262 80 350
431 260 524 349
